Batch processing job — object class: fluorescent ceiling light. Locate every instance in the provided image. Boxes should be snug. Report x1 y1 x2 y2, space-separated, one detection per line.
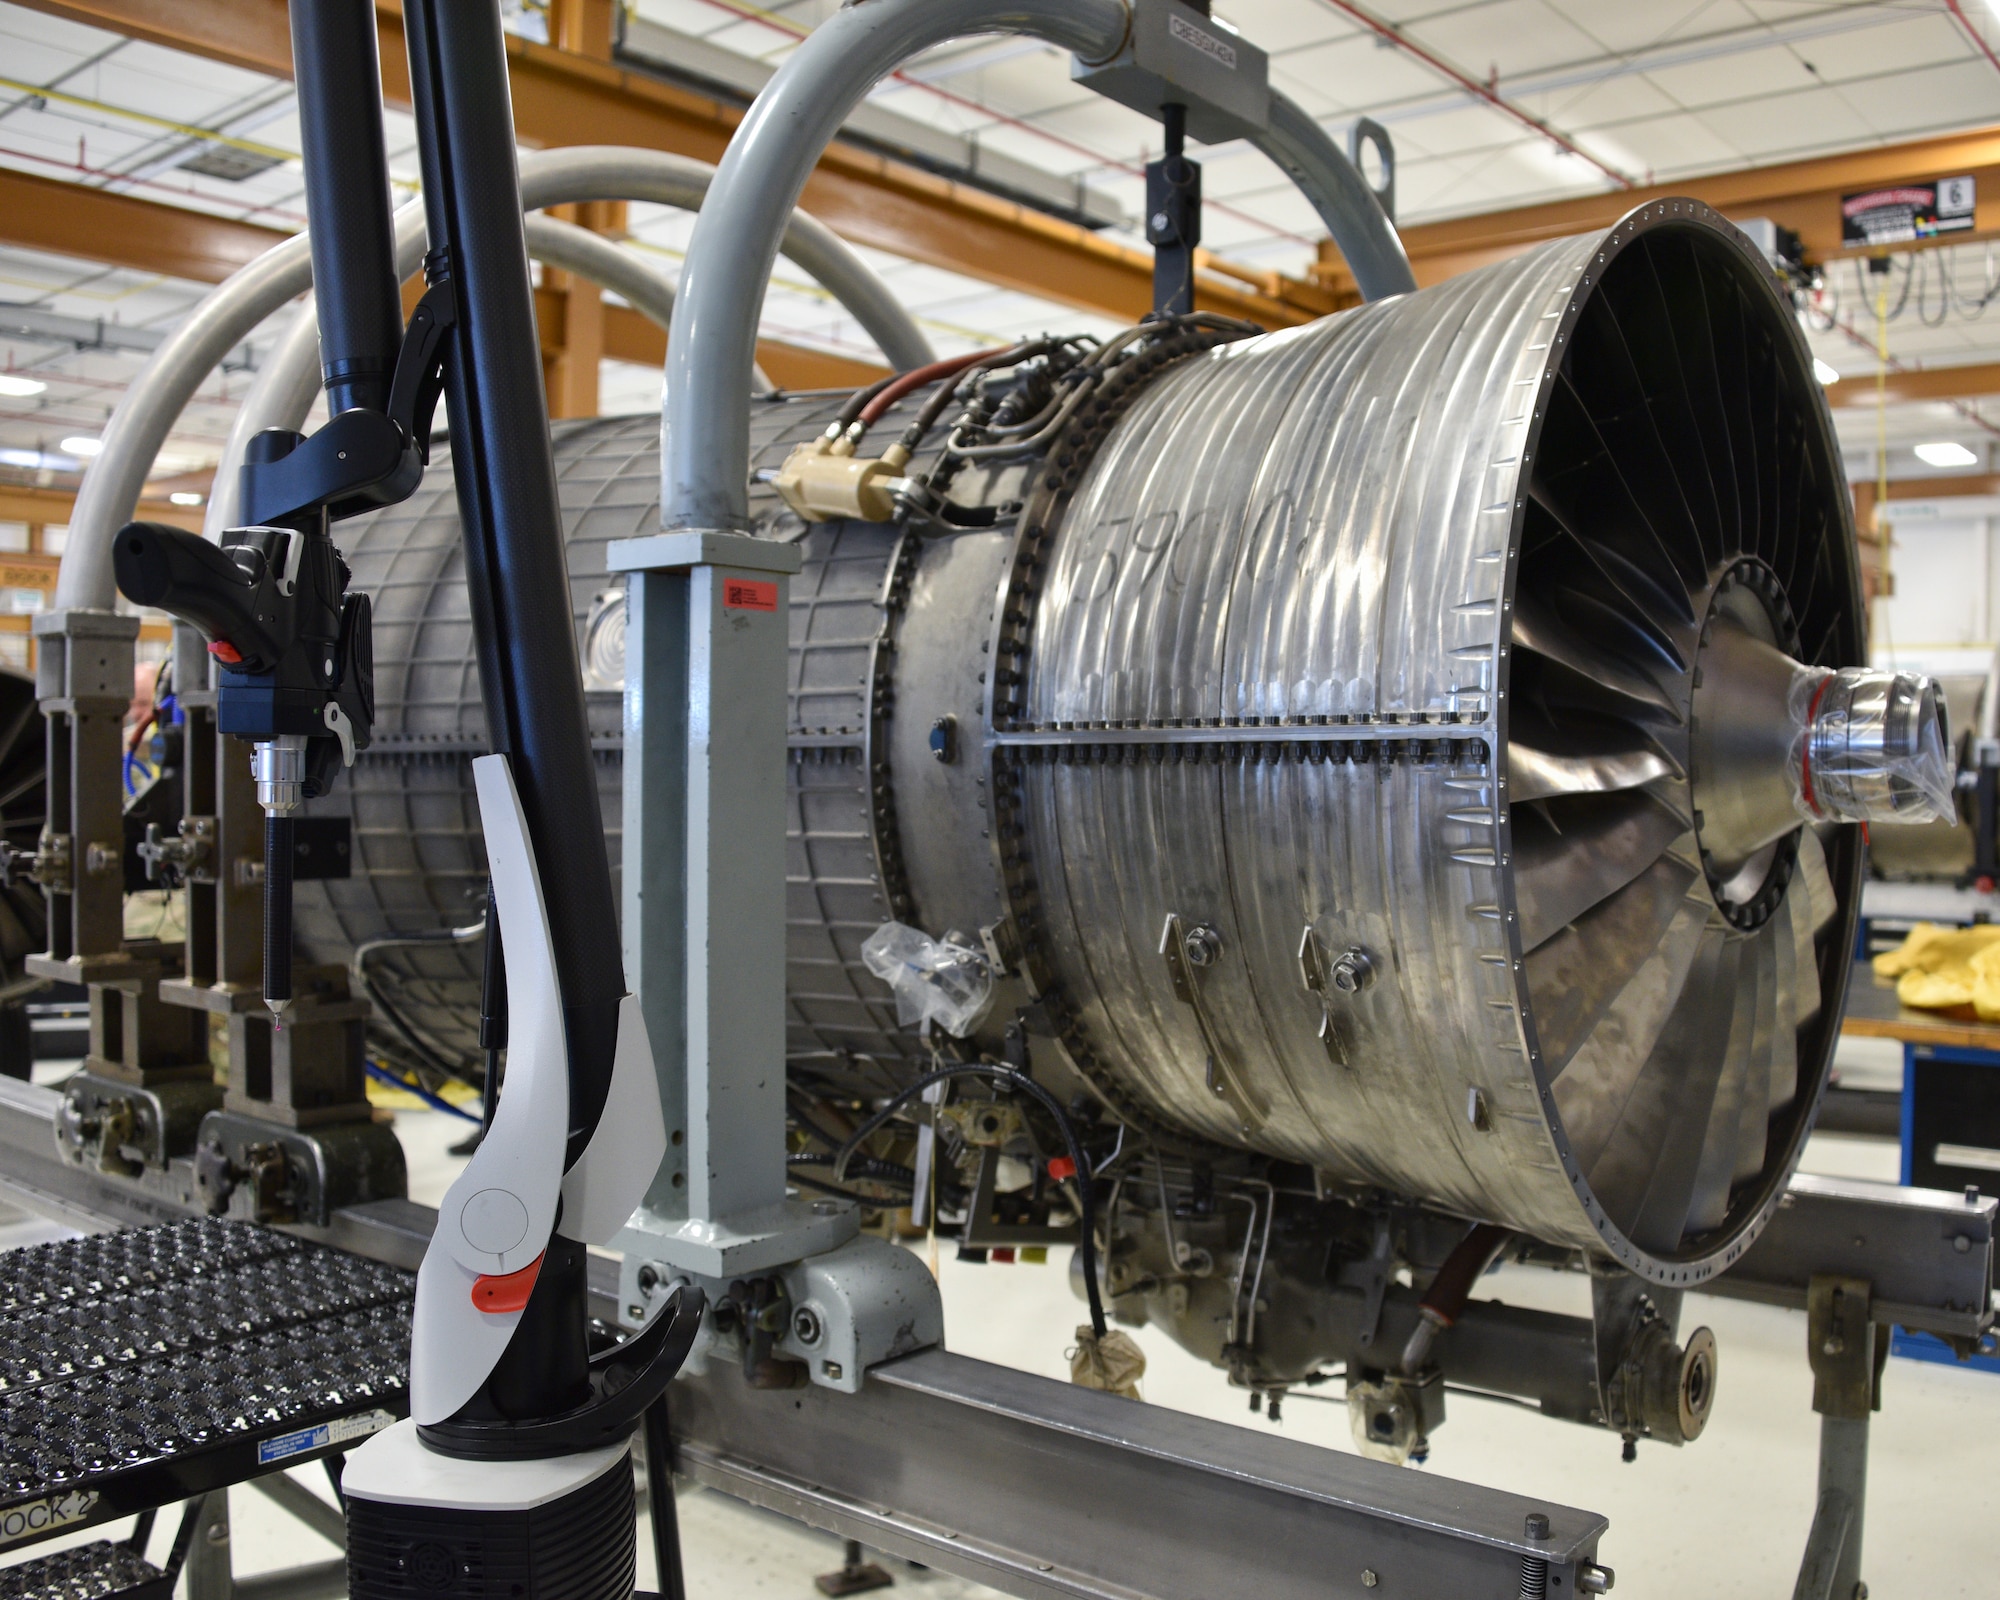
169 491 204 506
0 375 47 398
59 436 102 457
0 447 79 471
1812 358 1840 385
1915 441 1979 468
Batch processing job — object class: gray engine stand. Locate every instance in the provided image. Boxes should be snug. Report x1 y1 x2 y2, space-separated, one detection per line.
606 531 942 1388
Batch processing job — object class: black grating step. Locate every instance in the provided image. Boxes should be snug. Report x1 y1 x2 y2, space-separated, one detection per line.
0 1219 412 1556
0 1541 170 1600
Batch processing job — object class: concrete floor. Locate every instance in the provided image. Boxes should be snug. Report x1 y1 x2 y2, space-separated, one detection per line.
4 1042 1995 1599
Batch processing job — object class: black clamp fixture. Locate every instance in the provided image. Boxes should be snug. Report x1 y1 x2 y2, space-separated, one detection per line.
1147 101 1203 317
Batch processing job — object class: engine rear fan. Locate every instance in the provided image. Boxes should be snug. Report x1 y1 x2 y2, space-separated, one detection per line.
1510 222 1854 1264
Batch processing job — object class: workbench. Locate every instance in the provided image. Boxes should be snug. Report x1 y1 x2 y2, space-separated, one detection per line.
1839 966 2000 1371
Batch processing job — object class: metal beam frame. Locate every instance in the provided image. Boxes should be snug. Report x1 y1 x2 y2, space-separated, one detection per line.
531 287 890 392
16 0 1338 328
1323 123 2000 290
671 1348 1609 1600
0 165 284 284
1825 362 2000 408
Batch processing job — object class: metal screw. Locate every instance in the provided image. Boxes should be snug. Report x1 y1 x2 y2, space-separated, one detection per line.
1361 1572 1379 1589
1184 925 1221 967
793 1307 823 1346
1330 946 1375 993
636 1263 661 1293
205 1524 229 1546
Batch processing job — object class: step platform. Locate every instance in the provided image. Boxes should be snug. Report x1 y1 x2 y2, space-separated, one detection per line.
0 1218 412 1560
0 1541 172 1600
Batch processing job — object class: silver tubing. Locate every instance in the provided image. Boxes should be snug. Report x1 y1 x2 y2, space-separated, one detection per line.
63 146 927 608
662 0 1129 532
56 233 314 610
520 213 775 394
525 213 678 337
516 146 932 373
1253 91 1415 302
660 0 1412 532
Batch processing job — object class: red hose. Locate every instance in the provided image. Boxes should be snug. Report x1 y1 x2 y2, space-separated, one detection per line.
856 348 998 428
1418 1222 1512 1327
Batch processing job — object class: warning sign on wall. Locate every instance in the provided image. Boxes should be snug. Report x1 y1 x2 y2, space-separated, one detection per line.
1842 176 1977 247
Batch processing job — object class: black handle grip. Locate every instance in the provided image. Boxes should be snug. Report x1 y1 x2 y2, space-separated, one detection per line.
113 522 283 670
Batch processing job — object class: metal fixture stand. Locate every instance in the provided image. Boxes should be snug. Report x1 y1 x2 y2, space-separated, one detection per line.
1792 1275 1882 1600
609 532 937 1373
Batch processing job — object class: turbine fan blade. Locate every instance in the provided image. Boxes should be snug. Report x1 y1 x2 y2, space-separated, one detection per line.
1510 742 1675 803
1586 924 1740 1254
1734 923 1780 1185
1525 852 1700 1072
1512 792 1688 951
1553 891 1711 1172
1771 892 1802 1108
1798 826 1837 935
1788 880 1823 1030
1685 932 1766 1233
1512 593 1684 723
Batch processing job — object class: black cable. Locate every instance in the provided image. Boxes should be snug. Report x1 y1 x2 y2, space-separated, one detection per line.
833 372 900 431
786 1170 898 1207
835 1063 1108 1339
785 1093 852 1154
355 964 483 1087
351 922 488 1085
642 1394 687 1600
789 1150 914 1187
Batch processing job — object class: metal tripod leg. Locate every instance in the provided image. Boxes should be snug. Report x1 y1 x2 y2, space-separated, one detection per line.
1793 1276 1881 1600
185 1489 233 1600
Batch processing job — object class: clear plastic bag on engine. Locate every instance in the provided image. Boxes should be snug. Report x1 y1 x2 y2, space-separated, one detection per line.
861 921 994 1037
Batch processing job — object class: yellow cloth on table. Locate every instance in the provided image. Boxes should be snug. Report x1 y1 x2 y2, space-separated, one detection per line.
1872 922 2000 1017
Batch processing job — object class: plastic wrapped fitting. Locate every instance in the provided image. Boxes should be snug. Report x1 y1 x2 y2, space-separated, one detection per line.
1789 666 1954 826
861 921 994 1037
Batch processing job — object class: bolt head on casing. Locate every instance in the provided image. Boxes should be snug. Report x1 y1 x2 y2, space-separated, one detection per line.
1329 947 1375 994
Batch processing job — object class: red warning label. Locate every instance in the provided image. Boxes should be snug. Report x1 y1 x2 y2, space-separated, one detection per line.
723 578 778 612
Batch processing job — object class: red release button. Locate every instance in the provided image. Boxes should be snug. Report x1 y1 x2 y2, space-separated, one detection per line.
1047 1156 1077 1182
470 1251 544 1314
207 640 243 664
723 578 778 612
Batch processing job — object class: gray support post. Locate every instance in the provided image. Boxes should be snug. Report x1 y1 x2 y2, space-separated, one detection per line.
607 531 853 1279
1794 1275 1879 1600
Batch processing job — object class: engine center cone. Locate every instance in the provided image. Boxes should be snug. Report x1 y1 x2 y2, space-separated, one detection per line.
1692 565 1953 921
